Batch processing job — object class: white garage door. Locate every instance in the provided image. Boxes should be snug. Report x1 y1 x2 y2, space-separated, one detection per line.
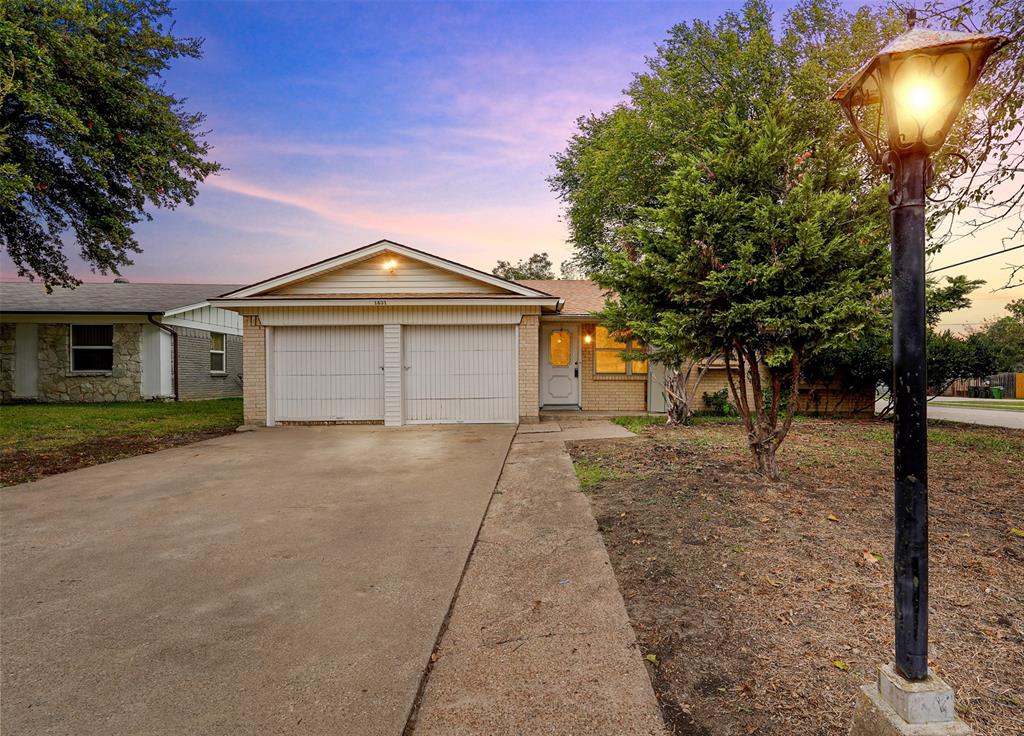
403 325 517 423
273 326 384 422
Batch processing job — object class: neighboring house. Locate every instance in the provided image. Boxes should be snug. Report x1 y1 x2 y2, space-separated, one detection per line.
0 282 244 402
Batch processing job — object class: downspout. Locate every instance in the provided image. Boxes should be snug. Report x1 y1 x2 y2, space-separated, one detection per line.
148 314 179 401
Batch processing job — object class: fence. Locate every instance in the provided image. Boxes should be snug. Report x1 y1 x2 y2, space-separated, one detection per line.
941 372 1022 399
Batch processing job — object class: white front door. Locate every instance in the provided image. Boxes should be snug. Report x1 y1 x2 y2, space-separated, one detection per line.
540 323 579 407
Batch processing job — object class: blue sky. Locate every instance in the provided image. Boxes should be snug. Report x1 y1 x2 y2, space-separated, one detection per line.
108 0 722 283
4 0 1018 327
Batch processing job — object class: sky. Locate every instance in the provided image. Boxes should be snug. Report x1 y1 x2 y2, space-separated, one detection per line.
3 0 1020 330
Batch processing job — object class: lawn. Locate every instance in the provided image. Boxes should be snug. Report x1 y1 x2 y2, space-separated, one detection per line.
935 400 1024 412
570 418 1023 736
1 399 243 486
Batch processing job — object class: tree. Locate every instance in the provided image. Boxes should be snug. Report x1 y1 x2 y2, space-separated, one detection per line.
979 299 1024 371
1 0 221 289
550 0 902 275
807 276 998 413
597 105 890 479
492 252 555 280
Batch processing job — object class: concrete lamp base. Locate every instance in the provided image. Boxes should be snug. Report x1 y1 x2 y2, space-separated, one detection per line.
849 664 973 736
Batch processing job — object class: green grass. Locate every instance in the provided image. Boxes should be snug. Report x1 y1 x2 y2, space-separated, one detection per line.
927 427 1024 454
612 414 743 433
611 415 665 433
574 458 618 492
935 400 1024 412
0 399 243 452
853 423 1023 455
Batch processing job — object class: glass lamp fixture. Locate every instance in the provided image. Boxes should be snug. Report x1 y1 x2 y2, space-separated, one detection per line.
382 258 398 273
832 27 1008 166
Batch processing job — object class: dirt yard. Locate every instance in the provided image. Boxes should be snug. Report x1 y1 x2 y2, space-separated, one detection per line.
570 418 1023 736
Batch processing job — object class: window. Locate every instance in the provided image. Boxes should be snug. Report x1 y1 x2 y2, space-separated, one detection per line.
594 326 648 375
549 329 571 367
70 325 114 372
210 333 226 373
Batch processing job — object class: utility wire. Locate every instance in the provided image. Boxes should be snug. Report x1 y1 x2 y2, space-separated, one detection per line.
926 243 1024 274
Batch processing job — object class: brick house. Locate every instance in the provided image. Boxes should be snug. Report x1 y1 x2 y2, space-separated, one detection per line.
211 240 871 427
0 282 244 402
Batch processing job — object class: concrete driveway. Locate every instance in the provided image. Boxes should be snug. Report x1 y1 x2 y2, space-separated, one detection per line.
1 424 515 736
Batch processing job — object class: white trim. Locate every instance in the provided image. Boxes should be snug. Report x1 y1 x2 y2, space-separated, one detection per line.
69 323 114 374
514 323 520 420
219 241 557 299
162 300 212 317
540 322 581 408
209 332 226 374
265 326 275 427
210 297 560 309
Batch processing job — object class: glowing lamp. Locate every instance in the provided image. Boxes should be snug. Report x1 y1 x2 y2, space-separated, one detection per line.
832 27 1007 165
583 333 592 344
382 258 398 273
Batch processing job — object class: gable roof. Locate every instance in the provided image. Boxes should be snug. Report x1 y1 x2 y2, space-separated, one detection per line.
219 240 556 300
515 279 609 316
0 282 244 315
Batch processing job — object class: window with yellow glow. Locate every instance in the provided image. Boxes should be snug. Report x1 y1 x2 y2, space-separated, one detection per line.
594 326 648 375
549 330 571 367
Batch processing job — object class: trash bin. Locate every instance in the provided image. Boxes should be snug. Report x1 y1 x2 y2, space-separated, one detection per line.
968 386 981 398
991 386 1004 399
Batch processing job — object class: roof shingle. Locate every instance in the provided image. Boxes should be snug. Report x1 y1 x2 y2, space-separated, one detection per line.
0 282 244 314
515 279 610 316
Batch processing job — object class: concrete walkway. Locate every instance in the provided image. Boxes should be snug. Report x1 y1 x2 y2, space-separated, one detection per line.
1 425 514 736
411 419 666 735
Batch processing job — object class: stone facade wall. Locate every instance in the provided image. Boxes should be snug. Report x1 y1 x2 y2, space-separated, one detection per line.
0 323 14 402
518 314 539 422
36 323 143 402
579 325 647 412
242 315 267 425
176 326 243 400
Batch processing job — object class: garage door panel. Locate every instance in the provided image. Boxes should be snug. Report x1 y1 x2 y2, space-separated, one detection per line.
273 326 384 422
403 325 516 423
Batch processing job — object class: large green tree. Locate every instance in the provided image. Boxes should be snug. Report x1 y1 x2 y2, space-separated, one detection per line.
0 0 220 288
550 0 902 276
599 105 890 479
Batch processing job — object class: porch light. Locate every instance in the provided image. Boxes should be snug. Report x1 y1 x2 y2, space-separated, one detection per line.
832 27 1008 165
583 333 592 344
382 258 398 273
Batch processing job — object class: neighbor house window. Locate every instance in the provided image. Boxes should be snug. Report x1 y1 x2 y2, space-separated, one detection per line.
70 325 114 372
594 326 648 375
210 333 226 373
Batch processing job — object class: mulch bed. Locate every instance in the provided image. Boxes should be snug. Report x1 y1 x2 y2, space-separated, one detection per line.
1 429 236 487
570 419 1024 736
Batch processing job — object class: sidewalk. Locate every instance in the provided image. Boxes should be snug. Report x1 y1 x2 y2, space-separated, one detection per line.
410 419 667 736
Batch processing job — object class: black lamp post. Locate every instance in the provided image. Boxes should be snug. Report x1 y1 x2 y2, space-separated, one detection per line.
832 27 1007 682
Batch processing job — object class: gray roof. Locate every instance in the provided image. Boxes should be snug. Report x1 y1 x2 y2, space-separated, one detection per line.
0 282 244 314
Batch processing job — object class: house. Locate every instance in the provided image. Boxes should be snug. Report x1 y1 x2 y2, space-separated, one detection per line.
211 239 664 427
0 282 244 402
211 239 874 427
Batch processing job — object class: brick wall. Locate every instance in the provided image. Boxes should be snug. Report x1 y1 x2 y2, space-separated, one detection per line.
518 314 539 422
242 315 266 425
684 364 873 417
579 326 647 412
175 326 243 400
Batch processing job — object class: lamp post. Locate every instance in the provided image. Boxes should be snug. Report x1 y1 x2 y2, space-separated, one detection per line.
833 25 1008 736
